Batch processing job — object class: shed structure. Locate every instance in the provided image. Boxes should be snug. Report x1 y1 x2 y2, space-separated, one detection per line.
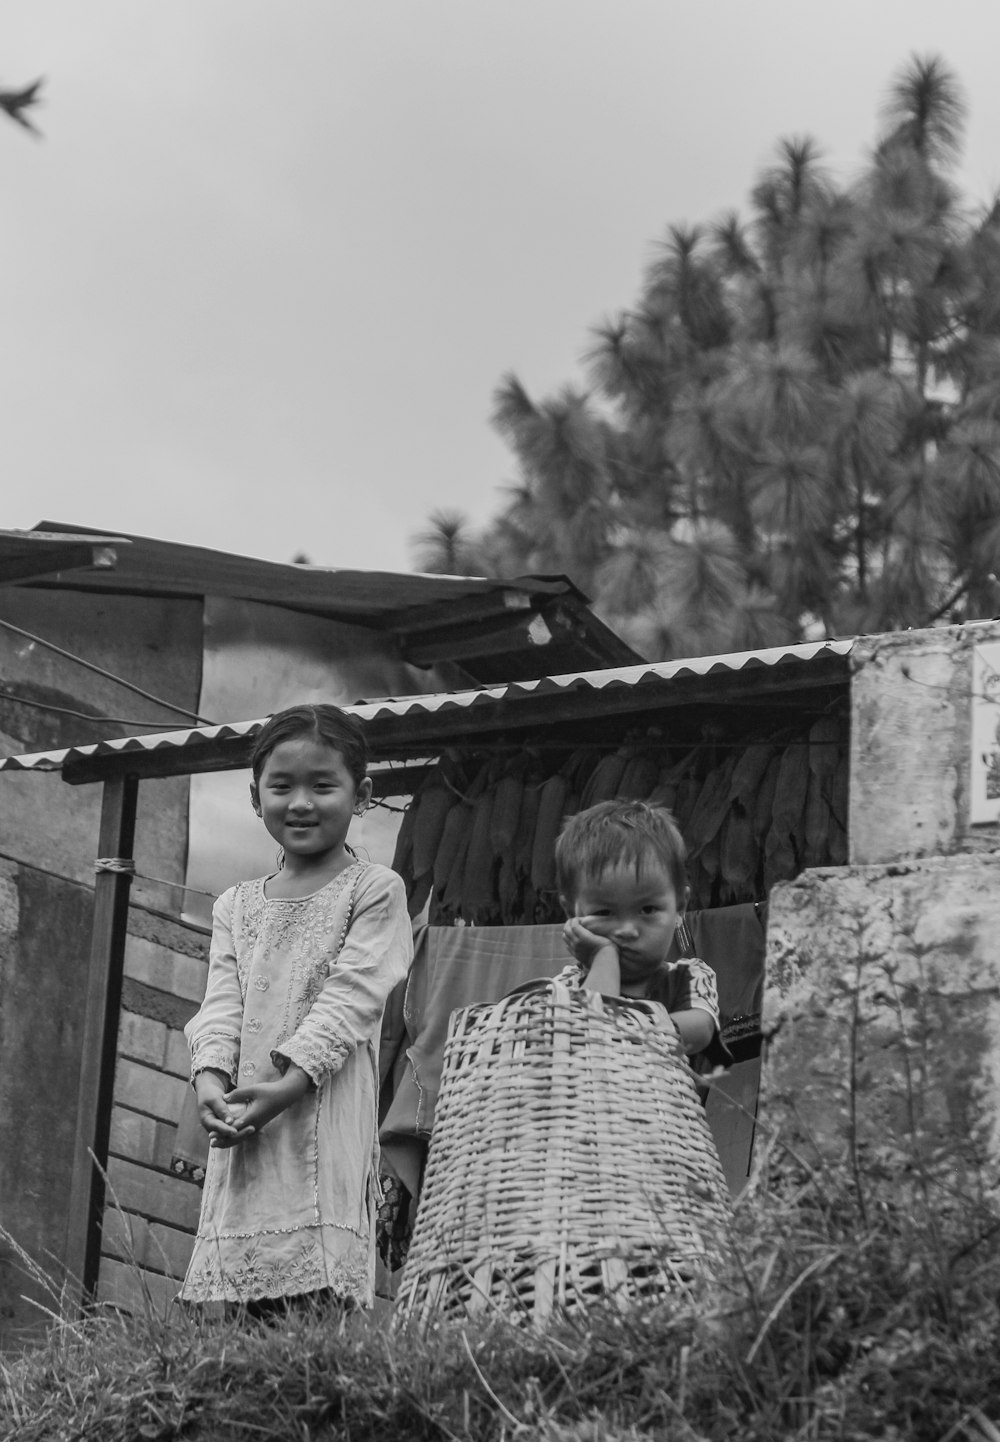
4 617 997 1339
0 633 849 1331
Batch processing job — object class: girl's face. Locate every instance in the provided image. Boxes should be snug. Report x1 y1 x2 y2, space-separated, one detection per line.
251 736 371 864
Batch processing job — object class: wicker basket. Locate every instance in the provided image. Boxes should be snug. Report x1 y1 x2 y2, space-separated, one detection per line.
394 978 732 1328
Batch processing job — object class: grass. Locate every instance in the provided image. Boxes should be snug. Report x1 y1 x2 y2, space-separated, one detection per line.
4 1120 1000 1442
5 1012 1000 1442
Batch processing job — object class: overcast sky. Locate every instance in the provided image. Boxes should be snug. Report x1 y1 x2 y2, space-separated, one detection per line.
3 1 1000 576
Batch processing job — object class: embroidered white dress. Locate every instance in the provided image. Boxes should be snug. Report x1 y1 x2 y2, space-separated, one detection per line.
180 861 412 1306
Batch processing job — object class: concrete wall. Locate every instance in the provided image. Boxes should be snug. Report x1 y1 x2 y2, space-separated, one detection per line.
762 853 1000 1174
849 619 1000 865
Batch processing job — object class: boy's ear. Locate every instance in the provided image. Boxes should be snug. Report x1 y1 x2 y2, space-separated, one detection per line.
678 884 691 915
249 781 262 817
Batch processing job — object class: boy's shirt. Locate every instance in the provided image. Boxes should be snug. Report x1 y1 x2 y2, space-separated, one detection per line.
553 957 732 1071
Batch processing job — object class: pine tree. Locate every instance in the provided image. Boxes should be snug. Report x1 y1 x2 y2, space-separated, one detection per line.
412 56 1000 659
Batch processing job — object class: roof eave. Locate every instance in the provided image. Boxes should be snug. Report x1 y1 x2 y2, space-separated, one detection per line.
0 640 855 786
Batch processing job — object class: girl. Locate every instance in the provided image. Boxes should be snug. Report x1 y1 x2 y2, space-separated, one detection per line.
179 703 412 1312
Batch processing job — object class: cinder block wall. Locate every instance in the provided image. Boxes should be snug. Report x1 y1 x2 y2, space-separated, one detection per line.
99 910 210 1316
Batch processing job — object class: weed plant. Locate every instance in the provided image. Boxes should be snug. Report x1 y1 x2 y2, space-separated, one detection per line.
3 1075 1000 1439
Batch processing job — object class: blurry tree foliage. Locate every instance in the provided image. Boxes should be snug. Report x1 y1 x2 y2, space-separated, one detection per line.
413 56 1000 659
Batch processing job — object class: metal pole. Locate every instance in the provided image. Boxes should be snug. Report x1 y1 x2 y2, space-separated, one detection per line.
65 774 138 1303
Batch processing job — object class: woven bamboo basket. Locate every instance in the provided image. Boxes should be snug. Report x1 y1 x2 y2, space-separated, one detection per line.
394 978 732 1328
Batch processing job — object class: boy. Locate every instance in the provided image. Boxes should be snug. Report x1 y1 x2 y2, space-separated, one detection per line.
556 799 730 1069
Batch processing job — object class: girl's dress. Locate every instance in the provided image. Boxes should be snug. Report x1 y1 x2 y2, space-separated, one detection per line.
180 859 412 1308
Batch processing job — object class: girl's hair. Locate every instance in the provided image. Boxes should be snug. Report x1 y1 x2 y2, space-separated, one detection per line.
250 703 369 787
555 799 688 903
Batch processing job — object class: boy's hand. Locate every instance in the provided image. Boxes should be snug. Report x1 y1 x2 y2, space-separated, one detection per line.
562 915 617 970
563 916 622 995
223 1066 312 1140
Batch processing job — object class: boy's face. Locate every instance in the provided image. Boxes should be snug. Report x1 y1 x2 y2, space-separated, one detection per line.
570 860 685 992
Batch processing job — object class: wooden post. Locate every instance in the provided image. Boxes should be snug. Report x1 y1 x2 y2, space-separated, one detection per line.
64 774 139 1303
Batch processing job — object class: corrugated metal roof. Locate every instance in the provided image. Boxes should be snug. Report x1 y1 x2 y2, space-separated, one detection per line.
15 521 584 619
0 638 855 778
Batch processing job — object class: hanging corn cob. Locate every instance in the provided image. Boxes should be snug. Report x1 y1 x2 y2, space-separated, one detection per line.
720 800 756 892
463 780 500 920
616 747 662 801
685 754 738 856
647 749 693 812
497 851 521 923
729 741 779 806
412 780 458 881
769 739 811 848
393 710 848 925
530 771 571 895
752 752 782 846
512 772 543 881
801 768 829 868
489 764 526 855
433 798 472 894
579 746 630 809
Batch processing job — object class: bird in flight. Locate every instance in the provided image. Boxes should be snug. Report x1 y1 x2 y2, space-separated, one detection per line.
0 78 44 137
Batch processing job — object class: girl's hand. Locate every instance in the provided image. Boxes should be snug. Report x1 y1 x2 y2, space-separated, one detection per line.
224 1066 312 1138
193 1070 244 1148
562 915 617 970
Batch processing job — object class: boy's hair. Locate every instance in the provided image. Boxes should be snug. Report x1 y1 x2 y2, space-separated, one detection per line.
250 703 368 787
555 799 688 904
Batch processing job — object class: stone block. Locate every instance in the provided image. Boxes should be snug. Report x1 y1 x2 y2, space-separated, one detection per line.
113 1059 187 1124
118 1012 168 1069
97 1255 179 1317
102 1207 194 1280
763 853 1000 1171
109 1106 158 1161
164 1027 191 1079
106 1157 202 1232
124 934 207 1005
